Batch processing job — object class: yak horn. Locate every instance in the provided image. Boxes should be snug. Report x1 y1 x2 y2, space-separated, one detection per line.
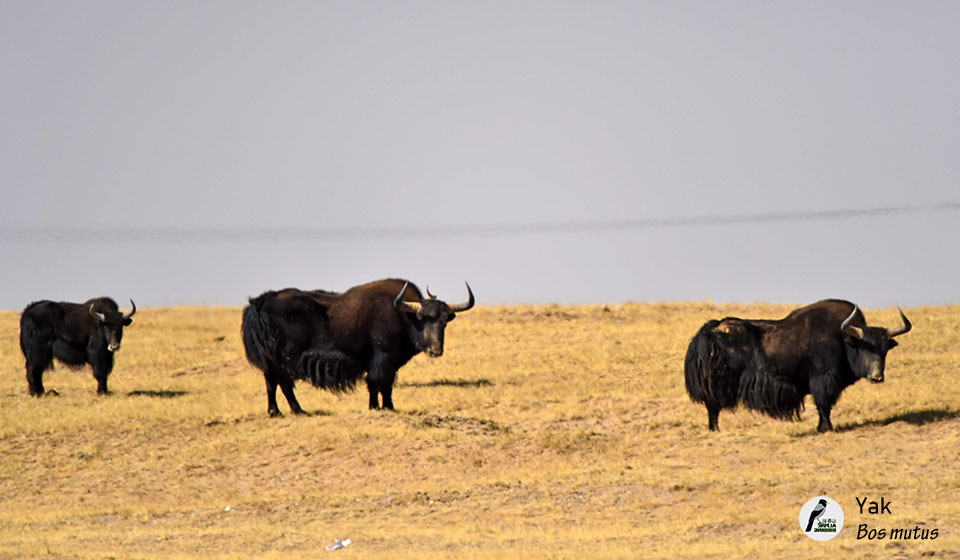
425 285 437 300
393 282 422 313
448 282 475 313
888 307 912 338
123 299 137 320
89 304 107 323
840 305 863 339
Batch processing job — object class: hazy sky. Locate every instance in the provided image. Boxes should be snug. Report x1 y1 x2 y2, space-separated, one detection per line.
1 1 957 310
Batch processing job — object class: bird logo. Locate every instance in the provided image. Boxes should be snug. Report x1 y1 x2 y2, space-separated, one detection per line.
805 499 828 532
799 496 844 541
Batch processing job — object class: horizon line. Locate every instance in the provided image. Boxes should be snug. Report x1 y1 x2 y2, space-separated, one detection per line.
2 200 958 243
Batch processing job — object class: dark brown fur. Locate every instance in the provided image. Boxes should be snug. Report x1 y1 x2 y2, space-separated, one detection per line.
19 298 135 396
684 299 906 433
242 279 471 415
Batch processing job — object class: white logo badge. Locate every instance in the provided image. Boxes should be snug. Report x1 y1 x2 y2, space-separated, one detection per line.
800 496 844 541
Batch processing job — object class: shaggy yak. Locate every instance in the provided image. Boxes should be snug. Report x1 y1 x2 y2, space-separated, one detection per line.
684 299 911 433
20 298 136 396
242 278 474 416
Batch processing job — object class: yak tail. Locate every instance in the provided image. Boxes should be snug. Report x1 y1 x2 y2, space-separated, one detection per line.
241 293 278 373
683 320 740 411
19 304 55 370
242 292 363 391
738 360 805 421
299 350 365 393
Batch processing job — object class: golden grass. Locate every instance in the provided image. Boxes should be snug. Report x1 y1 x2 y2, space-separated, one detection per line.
1 302 958 558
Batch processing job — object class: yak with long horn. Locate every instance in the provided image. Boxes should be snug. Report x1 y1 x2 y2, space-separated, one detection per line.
243 278 476 415
685 299 912 433
20 297 137 396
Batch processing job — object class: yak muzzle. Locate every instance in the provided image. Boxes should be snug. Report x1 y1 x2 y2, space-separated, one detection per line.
868 372 884 383
425 348 444 358
108 343 120 353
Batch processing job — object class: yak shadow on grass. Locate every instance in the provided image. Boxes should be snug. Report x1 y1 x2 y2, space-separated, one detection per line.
295 409 335 418
397 378 493 389
793 408 960 438
204 409 334 427
839 408 960 430
126 390 189 398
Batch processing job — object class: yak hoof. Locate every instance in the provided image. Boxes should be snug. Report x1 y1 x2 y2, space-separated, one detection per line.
269 409 283 418
292 409 310 416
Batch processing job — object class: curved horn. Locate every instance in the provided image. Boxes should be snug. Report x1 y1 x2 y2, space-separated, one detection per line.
840 305 863 339
425 285 436 300
888 307 912 338
123 299 137 320
393 282 422 313
89 304 107 323
448 282 475 313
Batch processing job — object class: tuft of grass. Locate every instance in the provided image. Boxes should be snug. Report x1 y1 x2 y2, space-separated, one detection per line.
1 302 958 558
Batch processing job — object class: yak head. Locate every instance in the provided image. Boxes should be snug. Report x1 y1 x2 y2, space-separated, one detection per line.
89 299 136 352
840 305 911 383
394 282 474 358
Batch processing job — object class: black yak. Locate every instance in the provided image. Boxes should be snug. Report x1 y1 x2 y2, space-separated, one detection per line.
20 298 137 396
242 278 474 416
684 299 911 433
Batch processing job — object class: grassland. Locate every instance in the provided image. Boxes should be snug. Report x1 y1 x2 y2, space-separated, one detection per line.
0 301 958 559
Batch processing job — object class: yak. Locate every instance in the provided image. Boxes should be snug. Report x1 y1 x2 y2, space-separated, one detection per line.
20 298 137 396
242 278 475 416
684 299 911 433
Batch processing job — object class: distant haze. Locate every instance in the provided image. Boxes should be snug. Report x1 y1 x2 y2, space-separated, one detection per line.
1 2 957 309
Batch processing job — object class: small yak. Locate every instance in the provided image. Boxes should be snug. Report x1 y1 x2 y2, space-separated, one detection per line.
20 298 136 396
684 299 911 433
242 278 474 416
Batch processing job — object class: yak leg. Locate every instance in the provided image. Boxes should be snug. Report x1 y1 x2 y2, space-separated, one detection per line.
94 375 109 394
88 349 113 395
23 342 52 397
93 370 110 395
26 363 46 397
815 402 834 433
810 371 838 433
279 379 307 415
265 372 282 417
379 375 396 411
366 377 381 410
707 405 720 432
813 387 834 432
366 352 397 410
90 363 111 395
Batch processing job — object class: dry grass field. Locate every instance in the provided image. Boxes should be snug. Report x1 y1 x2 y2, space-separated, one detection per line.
0 301 958 559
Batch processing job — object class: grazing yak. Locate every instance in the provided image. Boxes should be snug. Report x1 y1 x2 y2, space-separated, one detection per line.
20 298 137 396
242 278 474 416
684 299 911 433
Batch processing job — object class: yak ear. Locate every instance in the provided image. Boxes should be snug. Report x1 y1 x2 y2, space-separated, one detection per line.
124 317 134 326
887 339 898 350
841 331 860 346
446 312 456 322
